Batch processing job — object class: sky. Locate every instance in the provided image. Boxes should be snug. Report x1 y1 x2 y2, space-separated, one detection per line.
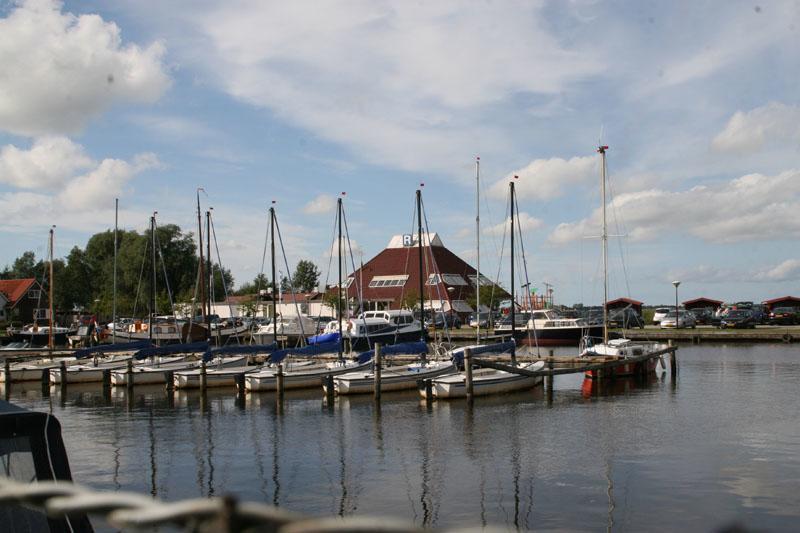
0 0 799 307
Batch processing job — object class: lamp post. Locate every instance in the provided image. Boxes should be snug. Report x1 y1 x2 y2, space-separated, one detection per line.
672 281 681 329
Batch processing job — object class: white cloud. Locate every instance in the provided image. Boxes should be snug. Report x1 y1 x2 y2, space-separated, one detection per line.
712 103 800 153
485 212 544 237
489 156 596 201
174 1 602 175
58 153 159 210
302 194 337 215
0 0 170 137
755 259 800 282
0 136 93 188
550 169 800 245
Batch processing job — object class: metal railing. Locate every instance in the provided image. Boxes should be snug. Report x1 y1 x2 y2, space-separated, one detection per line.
0 477 483 532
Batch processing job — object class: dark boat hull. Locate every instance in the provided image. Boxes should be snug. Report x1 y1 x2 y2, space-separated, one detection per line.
348 329 427 352
10 330 70 347
502 325 605 346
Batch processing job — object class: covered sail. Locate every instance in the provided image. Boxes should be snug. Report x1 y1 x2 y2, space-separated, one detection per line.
202 342 278 362
134 341 209 360
307 332 340 345
450 340 516 366
356 341 428 364
268 340 342 364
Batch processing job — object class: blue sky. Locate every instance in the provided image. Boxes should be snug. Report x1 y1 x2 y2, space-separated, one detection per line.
1 0 799 306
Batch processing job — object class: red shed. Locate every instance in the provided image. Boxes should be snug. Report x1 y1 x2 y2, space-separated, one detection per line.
682 297 723 311
762 296 800 312
604 297 643 315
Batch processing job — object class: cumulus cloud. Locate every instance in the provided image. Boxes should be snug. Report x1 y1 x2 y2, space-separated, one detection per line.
485 212 544 237
0 136 93 188
489 156 596 201
58 153 159 210
550 169 800 245
174 1 602 175
0 0 170 137
712 103 800 153
303 194 337 215
754 259 800 282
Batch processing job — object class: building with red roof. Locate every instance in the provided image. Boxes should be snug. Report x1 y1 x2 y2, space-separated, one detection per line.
605 297 643 315
762 296 800 312
0 278 43 324
339 233 506 319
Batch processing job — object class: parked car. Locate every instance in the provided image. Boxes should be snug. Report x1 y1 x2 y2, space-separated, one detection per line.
768 307 798 325
425 311 462 329
690 308 714 325
719 309 757 329
660 311 696 329
468 312 490 328
652 307 674 325
607 308 645 329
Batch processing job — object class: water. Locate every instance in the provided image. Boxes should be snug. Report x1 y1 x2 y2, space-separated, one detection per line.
5 344 800 531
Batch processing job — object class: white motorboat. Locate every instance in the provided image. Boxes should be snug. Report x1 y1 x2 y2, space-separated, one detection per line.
245 359 370 392
111 355 248 386
252 315 317 344
331 359 456 395
0 356 77 383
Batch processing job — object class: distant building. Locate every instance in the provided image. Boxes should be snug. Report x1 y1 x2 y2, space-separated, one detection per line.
682 297 723 311
605 297 643 315
338 233 506 319
762 296 800 312
0 278 44 324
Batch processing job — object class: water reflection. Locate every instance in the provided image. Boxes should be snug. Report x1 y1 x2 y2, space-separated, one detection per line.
3 344 799 530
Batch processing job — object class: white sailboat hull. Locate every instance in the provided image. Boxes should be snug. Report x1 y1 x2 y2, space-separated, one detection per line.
245 360 371 391
424 361 544 399
333 361 456 395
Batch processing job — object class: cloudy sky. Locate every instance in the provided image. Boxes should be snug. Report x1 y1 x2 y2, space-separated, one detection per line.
1 0 798 306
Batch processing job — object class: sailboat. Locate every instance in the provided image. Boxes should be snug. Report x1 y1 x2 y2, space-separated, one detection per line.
580 146 667 377
423 177 545 399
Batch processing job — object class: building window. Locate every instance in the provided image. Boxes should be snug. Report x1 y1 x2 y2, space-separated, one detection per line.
368 275 409 288
468 274 492 287
427 273 468 286
28 289 41 300
426 274 441 285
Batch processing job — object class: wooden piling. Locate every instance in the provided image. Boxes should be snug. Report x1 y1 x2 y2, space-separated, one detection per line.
546 357 554 397
235 373 246 407
102 369 111 389
669 341 677 378
126 359 134 390
41 367 50 397
165 370 174 392
59 360 67 392
325 373 335 402
374 343 382 401
200 361 207 392
464 347 474 399
424 378 433 403
4 358 11 397
276 363 285 401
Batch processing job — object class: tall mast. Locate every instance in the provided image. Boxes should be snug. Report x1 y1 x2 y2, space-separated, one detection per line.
48 226 55 350
206 210 212 340
417 189 425 342
270 206 277 344
197 189 206 325
337 197 344 360
150 213 156 344
476 157 481 344
598 145 609 344
510 180 517 365
112 199 118 344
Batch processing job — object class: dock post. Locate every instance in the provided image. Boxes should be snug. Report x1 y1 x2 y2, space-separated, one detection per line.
464 347 474 400
200 361 207 392
102 369 111 401
235 373 246 408
126 359 134 391
276 363 285 402
374 343 382 401
59 360 67 393
669 341 677 378
325 374 335 403
4 358 11 397
546 358 554 404
165 370 174 392
41 367 50 396
424 378 433 403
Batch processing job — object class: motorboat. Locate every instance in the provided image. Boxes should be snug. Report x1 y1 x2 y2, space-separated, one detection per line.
424 360 545 399
332 359 455 395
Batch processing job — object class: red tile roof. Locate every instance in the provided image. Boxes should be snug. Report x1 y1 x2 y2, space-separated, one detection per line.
0 278 37 305
682 297 723 307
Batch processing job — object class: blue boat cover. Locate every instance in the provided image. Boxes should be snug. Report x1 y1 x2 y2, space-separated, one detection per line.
269 340 342 364
134 341 210 360
450 340 517 366
202 342 278 362
74 340 153 359
356 341 429 364
307 332 340 345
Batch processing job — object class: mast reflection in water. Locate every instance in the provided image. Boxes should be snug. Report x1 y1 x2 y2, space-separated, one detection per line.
5 344 800 531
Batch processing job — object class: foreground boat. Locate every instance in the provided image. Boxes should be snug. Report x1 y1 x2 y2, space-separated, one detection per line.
424 360 545 399
332 359 455 395
173 343 278 388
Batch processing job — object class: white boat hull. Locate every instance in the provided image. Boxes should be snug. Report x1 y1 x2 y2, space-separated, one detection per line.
333 361 456 395
174 361 258 389
424 361 545 399
245 360 371 391
1 357 76 383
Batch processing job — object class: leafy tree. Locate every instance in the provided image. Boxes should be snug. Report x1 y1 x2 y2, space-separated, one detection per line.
467 284 507 312
292 260 321 292
7 251 38 279
234 273 270 296
399 289 420 310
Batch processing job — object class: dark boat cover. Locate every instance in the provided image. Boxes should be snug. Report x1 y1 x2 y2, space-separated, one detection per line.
133 341 210 360
450 340 517 366
202 342 278 362
268 340 342 364
73 340 153 359
356 341 429 363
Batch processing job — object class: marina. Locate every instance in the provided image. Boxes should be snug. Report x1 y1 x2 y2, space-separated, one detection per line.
1 343 798 530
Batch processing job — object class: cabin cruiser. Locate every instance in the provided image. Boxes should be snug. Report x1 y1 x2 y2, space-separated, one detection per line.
252 314 317 344
323 310 425 351
494 309 602 346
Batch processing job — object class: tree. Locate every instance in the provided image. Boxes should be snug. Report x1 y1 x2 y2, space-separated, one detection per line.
234 273 270 296
399 289 420 310
467 284 507 312
292 260 321 292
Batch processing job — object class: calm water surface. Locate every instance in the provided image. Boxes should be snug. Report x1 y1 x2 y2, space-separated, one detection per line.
5 344 800 531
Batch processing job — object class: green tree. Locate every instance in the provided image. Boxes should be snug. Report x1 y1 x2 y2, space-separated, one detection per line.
467 284 507 312
292 260 321 292
399 289 420 310
235 273 270 296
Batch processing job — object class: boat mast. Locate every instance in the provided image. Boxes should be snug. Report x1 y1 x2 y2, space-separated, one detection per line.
270 205 277 344
113 199 118 344
476 157 480 344
510 179 517 365
150 213 157 344
206 209 212 341
48 225 55 350
337 197 344 361
417 189 425 342
598 145 609 344
197 189 206 329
